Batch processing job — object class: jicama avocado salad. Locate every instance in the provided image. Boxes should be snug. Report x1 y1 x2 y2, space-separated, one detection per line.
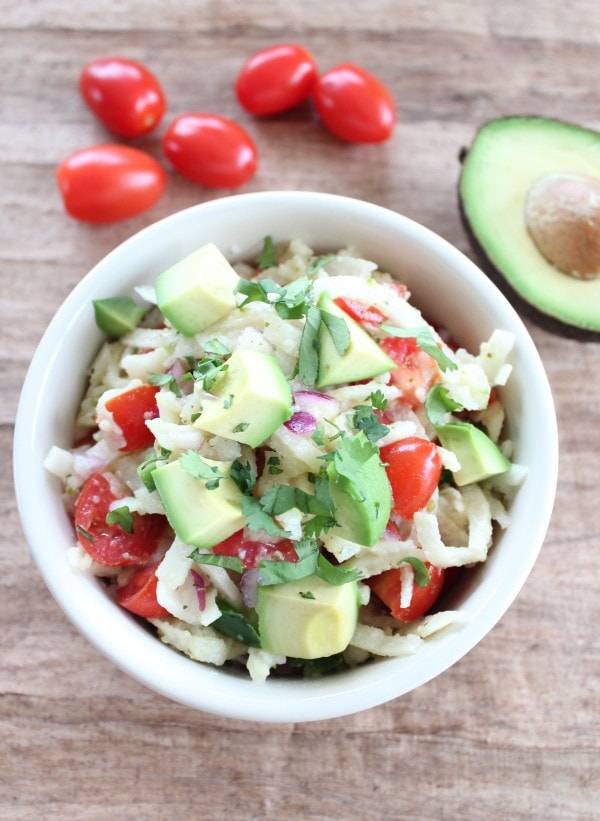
45 238 525 681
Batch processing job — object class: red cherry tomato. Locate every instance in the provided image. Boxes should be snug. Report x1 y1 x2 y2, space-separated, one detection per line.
104 384 159 451
379 437 442 520
212 529 297 569
56 145 167 223
312 63 396 143
236 44 318 116
380 336 440 408
116 561 169 618
79 57 166 138
368 562 446 622
74 473 166 567
162 113 258 188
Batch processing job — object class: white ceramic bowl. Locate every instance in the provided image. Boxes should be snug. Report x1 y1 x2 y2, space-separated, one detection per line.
13 191 558 722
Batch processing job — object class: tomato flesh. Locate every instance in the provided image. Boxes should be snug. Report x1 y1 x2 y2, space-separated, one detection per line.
79 57 166 138
368 562 446 622
74 473 166 567
116 561 169 618
313 63 396 143
236 43 318 115
380 336 440 408
56 144 167 223
162 113 258 188
212 529 298 569
379 437 442 520
104 384 159 452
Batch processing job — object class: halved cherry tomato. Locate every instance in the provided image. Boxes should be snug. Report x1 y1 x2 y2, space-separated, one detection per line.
162 113 258 188
74 472 166 566
56 144 167 223
236 44 318 116
212 529 298 570
116 561 169 618
312 63 396 143
104 384 159 452
79 57 166 138
380 336 440 408
379 437 442 520
368 562 446 622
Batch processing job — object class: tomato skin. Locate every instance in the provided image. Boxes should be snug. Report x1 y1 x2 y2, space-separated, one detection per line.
56 145 167 223
212 529 297 569
333 296 386 326
104 384 159 451
312 63 396 143
368 563 446 622
74 473 166 567
379 437 442 520
79 57 166 138
116 561 169 618
236 44 318 116
162 114 258 188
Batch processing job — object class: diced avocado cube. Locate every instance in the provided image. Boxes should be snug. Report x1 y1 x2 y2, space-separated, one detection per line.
327 432 392 547
436 421 511 486
316 292 396 387
257 575 360 659
152 458 245 548
194 348 292 447
92 296 148 338
155 242 240 336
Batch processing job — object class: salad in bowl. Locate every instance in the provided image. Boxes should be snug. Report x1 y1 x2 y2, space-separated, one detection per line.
44 235 524 682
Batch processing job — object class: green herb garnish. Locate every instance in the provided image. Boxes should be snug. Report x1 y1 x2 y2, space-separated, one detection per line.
105 505 134 534
380 323 458 372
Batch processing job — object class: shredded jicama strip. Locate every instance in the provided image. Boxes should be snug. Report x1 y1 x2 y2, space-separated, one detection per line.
150 619 245 666
349 623 423 657
414 484 493 568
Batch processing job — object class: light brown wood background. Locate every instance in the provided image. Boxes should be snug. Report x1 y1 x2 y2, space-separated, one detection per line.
2 2 599 819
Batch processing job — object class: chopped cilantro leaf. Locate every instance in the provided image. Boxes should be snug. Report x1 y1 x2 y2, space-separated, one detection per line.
223 393 234 409
203 338 230 356
147 371 181 397
179 451 225 488
230 459 256 495
189 551 244 573
425 384 464 427
380 323 458 372
316 553 362 585
351 405 390 443
181 356 229 391
76 524 94 543
105 505 134 534
213 600 261 647
306 253 336 275
256 235 277 268
370 389 387 411
397 556 431 587
298 304 322 387
233 422 250 433
311 426 325 446
239 495 291 539
320 308 350 357
299 591 316 600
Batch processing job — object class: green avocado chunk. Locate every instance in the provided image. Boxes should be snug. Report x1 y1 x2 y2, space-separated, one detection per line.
436 421 511 486
316 292 396 387
155 242 240 336
152 458 245 548
194 347 292 447
459 116 600 338
257 574 360 659
327 432 392 546
92 296 148 338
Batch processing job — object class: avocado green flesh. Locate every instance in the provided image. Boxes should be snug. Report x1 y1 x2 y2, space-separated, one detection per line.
460 116 600 334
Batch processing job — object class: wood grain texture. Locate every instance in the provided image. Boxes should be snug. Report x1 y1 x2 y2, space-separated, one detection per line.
2 2 599 818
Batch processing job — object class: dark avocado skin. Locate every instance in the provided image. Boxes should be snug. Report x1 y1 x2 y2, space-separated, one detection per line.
458 117 600 342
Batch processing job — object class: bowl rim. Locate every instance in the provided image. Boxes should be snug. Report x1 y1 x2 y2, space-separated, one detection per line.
13 191 559 722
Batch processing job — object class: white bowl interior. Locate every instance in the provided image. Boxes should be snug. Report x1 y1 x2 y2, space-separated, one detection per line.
13 192 558 722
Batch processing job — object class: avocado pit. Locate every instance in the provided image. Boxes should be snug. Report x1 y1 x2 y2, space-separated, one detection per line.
524 172 600 279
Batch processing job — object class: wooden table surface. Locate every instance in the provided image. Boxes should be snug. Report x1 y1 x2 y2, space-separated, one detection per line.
2 2 599 819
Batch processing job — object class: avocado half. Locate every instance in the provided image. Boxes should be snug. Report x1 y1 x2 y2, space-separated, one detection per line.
459 116 600 339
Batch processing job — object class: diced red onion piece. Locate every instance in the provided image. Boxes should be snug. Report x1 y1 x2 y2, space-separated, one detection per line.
285 410 317 435
168 359 193 395
293 391 336 413
190 569 206 611
240 568 260 609
72 451 108 479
